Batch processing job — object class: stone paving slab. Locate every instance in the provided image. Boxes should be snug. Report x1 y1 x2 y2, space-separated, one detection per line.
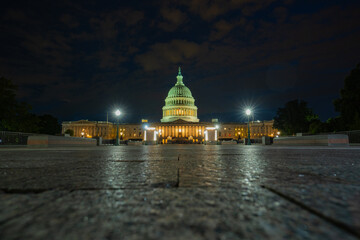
0 188 357 240
262 184 360 235
0 145 360 239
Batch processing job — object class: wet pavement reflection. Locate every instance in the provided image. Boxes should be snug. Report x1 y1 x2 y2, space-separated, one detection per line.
0 145 359 239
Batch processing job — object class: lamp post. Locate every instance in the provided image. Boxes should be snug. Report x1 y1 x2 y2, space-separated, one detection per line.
115 110 121 146
246 109 251 145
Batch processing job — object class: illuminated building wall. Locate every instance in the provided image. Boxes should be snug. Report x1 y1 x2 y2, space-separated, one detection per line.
62 120 278 141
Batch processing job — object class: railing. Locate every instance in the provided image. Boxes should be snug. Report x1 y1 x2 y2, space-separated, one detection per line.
0 131 35 145
293 130 360 144
335 130 360 144
101 139 115 145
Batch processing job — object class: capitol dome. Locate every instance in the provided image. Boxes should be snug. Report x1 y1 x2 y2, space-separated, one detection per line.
167 82 193 98
161 67 199 123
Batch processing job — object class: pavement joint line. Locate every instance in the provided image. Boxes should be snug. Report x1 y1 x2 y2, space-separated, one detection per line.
0 204 46 226
261 184 360 239
1 189 51 194
109 160 146 162
285 170 356 184
0 185 244 194
175 168 180 188
108 159 182 162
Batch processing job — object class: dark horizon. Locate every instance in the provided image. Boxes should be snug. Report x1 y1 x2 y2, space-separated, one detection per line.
1 0 360 123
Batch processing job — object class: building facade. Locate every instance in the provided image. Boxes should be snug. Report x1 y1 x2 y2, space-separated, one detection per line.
62 68 279 143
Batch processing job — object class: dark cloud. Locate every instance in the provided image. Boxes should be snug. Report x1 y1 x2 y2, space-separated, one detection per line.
158 7 188 31
3 9 27 22
179 0 275 21
135 40 206 71
60 14 80 28
210 19 246 41
273 7 287 23
97 47 127 69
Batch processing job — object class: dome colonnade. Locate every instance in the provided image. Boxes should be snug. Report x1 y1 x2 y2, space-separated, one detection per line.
161 67 199 123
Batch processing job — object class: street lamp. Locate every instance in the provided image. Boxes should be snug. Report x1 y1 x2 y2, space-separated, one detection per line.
246 109 251 145
115 110 121 146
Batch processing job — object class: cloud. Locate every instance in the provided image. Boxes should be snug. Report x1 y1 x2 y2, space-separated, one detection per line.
180 0 231 20
180 0 275 20
273 7 287 23
90 16 119 40
135 40 206 71
124 10 144 26
89 9 144 40
2 9 27 22
97 47 127 69
158 7 187 31
21 31 72 67
60 14 80 28
210 18 246 40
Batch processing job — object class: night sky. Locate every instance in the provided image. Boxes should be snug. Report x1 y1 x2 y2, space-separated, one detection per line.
1 0 360 124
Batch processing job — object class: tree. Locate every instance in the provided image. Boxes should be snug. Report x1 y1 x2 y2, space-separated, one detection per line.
274 99 318 135
0 77 19 130
308 119 327 134
38 114 61 135
64 129 74 136
333 63 360 130
0 77 38 132
325 117 342 132
0 77 60 134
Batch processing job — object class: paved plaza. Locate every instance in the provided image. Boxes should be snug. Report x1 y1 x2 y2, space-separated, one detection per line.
0 145 359 239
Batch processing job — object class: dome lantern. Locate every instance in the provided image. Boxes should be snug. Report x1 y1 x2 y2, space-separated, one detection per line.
176 66 184 85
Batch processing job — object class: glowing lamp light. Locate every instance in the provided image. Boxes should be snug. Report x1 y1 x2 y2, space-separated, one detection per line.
245 109 251 116
115 110 121 116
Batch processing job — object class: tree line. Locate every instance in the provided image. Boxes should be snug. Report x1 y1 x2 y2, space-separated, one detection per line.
0 77 61 134
274 63 360 135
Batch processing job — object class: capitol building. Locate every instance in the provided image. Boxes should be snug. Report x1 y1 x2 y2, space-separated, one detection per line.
62 68 278 143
